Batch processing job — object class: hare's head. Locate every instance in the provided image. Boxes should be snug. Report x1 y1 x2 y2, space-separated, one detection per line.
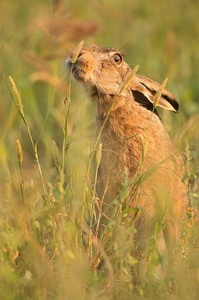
66 44 179 112
65 45 131 96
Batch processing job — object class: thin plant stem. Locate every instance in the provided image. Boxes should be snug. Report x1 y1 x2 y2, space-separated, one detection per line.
60 70 72 205
16 139 25 203
27 124 47 195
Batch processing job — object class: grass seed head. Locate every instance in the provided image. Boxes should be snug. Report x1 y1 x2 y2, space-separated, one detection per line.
119 65 139 95
71 40 84 64
9 76 25 117
16 139 23 169
153 78 168 109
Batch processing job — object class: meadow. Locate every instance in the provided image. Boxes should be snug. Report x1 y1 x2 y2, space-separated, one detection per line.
0 0 199 299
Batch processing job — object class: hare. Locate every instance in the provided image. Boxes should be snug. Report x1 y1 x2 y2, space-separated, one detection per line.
65 44 188 257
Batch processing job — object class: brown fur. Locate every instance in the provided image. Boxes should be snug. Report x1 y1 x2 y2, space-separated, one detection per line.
66 45 188 252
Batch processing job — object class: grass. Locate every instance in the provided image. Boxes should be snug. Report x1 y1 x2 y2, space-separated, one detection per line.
0 0 199 299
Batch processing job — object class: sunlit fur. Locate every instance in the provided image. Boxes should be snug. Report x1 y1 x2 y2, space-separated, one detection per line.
66 44 188 255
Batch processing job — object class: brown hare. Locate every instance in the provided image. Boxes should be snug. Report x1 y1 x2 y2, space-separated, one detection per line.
65 44 188 258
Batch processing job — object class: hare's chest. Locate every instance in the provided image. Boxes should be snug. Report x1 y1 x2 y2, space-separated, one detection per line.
99 125 140 177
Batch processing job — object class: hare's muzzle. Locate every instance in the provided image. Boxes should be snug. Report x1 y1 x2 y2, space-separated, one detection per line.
65 56 86 81
65 50 96 83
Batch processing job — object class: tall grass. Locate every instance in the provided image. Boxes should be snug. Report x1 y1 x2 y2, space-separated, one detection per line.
0 0 199 299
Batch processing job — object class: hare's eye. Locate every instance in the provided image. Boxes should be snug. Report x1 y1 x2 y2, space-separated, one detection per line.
113 53 122 64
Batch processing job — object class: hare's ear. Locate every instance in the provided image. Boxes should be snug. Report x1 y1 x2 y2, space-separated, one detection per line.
131 75 179 112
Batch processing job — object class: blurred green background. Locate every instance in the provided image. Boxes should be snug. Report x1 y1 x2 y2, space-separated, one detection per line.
0 0 199 299
1 0 199 169
0 0 199 163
